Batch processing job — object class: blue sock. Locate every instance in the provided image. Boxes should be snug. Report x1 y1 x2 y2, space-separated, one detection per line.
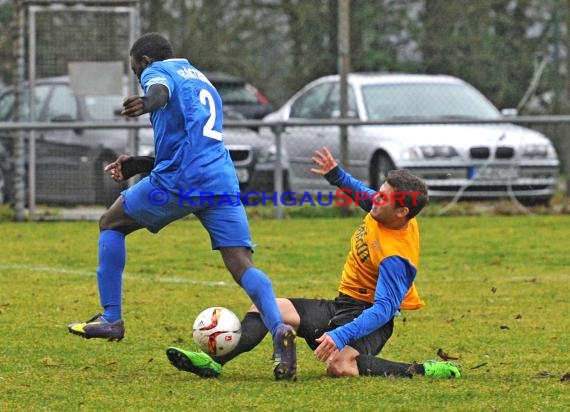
240 268 283 336
97 230 126 323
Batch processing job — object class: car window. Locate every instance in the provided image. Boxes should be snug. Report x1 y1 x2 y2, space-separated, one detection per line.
0 85 51 121
326 83 358 117
290 82 334 119
362 83 501 120
0 92 14 121
46 84 77 121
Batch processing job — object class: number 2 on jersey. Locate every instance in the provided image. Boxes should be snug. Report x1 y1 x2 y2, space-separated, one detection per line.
199 89 223 141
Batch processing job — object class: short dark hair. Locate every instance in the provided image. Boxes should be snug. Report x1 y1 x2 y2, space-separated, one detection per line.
130 33 173 62
385 170 428 219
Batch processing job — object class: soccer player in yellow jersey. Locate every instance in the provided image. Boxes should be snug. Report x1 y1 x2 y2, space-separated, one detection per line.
167 147 461 379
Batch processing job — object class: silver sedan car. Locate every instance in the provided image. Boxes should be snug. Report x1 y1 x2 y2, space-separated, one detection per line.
263 73 560 205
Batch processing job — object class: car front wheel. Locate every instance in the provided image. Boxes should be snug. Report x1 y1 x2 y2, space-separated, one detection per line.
370 152 395 190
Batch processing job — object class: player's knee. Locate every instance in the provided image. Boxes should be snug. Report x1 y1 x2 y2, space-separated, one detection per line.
99 210 132 233
99 212 112 231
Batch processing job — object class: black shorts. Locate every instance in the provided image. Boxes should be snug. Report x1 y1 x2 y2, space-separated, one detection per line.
289 293 394 355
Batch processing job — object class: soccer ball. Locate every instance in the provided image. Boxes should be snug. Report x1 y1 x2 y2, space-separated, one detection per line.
192 306 242 356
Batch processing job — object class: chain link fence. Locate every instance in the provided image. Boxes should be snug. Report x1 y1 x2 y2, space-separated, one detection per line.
0 114 567 220
1 2 568 221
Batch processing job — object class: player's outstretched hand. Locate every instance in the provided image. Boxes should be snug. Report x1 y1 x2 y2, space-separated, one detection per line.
104 154 131 182
121 95 145 117
311 146 338 176
314 332 339 362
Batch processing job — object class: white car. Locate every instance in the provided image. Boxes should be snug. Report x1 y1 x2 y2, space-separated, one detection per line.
263 73 560 205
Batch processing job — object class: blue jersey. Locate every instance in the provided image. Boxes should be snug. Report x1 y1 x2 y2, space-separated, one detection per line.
140 58 239 194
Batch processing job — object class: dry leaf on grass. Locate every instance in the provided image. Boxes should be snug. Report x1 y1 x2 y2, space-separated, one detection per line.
437 348 459 361
42 357 58 367
533 371 554 378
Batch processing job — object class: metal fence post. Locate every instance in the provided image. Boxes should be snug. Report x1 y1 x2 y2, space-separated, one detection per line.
566 133 570 196
27 6 37 219
338 0 350 171
13 0 26 221
273 124 284 220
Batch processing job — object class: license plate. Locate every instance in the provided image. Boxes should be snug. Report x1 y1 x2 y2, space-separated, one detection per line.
470 166 519 180
236 168 249 183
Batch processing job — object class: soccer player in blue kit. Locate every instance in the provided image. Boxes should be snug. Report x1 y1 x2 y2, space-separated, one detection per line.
67 33 297 381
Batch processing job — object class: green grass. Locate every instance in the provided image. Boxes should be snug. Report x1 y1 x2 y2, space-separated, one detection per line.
0 215 569 411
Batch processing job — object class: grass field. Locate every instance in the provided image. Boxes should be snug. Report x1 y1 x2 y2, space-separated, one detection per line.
0 213 569 411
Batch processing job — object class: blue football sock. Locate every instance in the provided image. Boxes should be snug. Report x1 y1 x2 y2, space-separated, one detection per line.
240 267 283 336
97 230 126 323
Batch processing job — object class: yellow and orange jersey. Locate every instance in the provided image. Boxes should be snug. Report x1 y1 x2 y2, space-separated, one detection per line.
338 213 425 310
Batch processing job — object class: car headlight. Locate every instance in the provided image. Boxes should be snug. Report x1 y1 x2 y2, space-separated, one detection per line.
401 145 459 160
522 143 557 159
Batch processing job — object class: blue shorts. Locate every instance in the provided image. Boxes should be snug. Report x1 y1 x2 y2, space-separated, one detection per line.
121 176 253 250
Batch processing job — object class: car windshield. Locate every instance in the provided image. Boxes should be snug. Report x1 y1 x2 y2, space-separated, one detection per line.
84 95 124 120
361 82 501 120
215 82 260 105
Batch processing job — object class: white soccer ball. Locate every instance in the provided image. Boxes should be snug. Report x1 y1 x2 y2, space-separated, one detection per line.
192 306 242 356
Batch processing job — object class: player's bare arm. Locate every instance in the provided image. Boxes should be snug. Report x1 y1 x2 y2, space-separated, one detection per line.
121 84 169 117
311 146 338 176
